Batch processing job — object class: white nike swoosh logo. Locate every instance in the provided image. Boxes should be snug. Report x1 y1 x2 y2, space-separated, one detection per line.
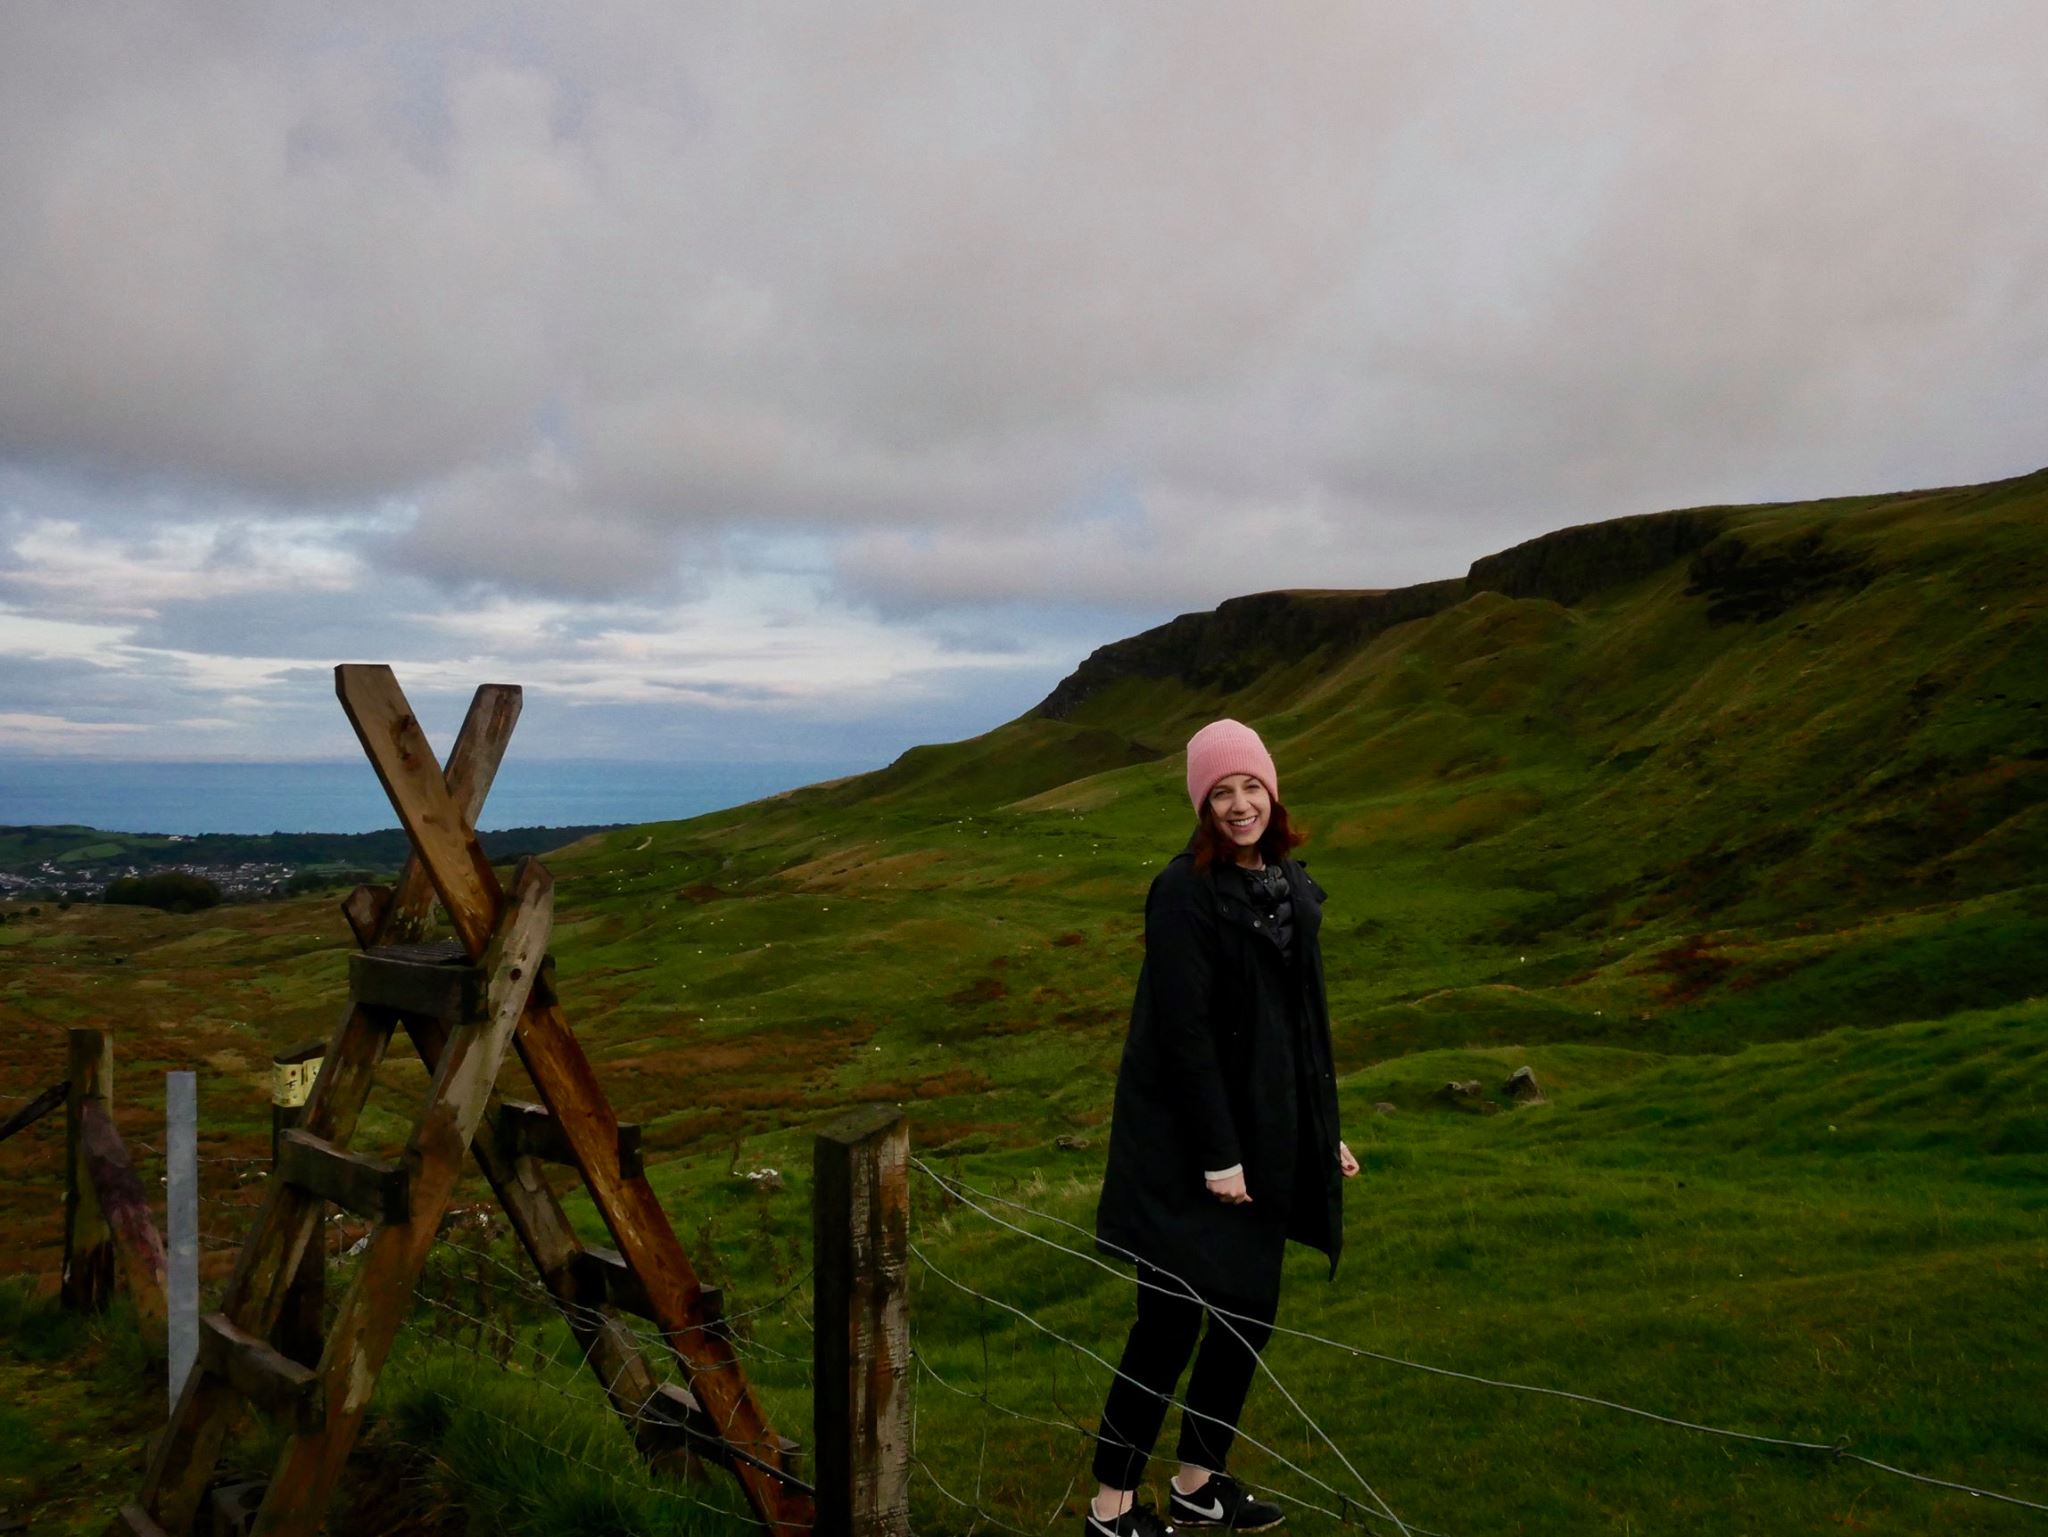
1180 1496 1225 1519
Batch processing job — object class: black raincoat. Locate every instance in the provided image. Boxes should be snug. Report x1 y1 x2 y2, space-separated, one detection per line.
1094 846 1344 1306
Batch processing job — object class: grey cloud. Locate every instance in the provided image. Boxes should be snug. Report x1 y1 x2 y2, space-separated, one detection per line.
376 458 710 599
0 0 2044 753
125 581 456 662
0 654 133 717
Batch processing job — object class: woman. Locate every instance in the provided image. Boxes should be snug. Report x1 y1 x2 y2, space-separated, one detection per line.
1087 719 1359 1537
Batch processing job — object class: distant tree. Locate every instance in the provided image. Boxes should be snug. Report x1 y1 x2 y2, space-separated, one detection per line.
283 868 379 897
104 872 223 914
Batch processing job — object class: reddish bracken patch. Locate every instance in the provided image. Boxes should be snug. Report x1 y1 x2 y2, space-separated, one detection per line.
1052 931 1087 948
946 976 1008 1008
1645 934 1735 1003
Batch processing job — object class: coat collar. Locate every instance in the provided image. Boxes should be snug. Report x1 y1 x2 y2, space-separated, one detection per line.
1180 844 1322 952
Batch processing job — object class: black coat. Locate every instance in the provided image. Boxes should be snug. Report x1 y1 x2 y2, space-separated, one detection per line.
1094 847 1344 1306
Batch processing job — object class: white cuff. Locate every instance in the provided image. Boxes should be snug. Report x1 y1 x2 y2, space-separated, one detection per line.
1204 1164 1243 1181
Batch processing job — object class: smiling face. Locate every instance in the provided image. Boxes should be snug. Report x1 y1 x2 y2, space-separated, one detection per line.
1205 772 1272 863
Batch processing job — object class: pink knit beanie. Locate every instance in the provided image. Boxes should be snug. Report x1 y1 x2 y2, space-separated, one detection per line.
1184 719 1279 809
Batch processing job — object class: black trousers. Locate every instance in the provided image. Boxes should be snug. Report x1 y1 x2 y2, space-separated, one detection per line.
1091 1267 1278 1489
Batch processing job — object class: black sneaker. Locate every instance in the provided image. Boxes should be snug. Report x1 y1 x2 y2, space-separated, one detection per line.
1084 1497 1174 1537
1169 1473 1284 1532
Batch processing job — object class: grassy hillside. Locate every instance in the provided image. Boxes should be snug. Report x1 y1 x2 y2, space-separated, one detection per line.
2 468 2044 1534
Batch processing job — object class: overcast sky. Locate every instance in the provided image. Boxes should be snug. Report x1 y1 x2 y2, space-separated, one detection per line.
2 2 2044 765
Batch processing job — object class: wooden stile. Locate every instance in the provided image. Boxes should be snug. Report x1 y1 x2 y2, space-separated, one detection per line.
246 858 554 1535
122 668 814 1537
336 664 814 1536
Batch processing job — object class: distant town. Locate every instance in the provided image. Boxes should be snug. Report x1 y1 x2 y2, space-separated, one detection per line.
0 824 620 905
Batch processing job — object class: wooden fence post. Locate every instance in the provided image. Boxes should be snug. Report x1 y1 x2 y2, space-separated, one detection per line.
814 1106 911 1537
271 1042 327 1367
63 1028 115 1311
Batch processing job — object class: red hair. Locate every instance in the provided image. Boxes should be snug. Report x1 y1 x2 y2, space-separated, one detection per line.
1191 800 1307 873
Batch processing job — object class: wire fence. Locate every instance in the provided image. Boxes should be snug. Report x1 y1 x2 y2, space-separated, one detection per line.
906 1157 2048 1530
18 1084 2048 1534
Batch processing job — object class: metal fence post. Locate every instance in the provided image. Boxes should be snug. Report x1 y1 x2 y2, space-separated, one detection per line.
166 1069 199 1411
814 1105 911 1537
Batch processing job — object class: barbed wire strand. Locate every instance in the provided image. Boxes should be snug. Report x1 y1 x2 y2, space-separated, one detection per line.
913 1159 2048 1520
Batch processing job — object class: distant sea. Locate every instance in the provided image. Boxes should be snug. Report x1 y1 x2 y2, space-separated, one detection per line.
0 757 878 836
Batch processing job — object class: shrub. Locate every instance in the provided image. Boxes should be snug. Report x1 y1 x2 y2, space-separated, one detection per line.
103 871 223 914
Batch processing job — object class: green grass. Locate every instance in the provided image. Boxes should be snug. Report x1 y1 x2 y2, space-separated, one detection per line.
2 467 2045 1533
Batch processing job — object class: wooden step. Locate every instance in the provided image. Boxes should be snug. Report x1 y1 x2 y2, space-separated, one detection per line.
204 1480 265 1537
347 943 484 1023
499 1100 642 1178
197 1314 323 1434
276 1129 410 1224
566 1245 726 1335
113 1504 170 1537
640 1384 806 1482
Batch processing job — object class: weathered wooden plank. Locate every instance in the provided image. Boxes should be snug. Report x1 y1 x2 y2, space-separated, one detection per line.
567 1246 716 1324
372 681 521 947
197 1313 322 1435
63 1030 114 1312
641 1385 808 1482
338 883 389 950
206 1481 265 1537
335 666 509 953
516 992 815 1534
501 1101 642 1179
0 1078 66 1145
248 858 553 1537
112 1502 170 1537
135 998 399 1534
77 1098 168 1343
347 947 483 1023
276 1130 410 1224
812 1107 910 1537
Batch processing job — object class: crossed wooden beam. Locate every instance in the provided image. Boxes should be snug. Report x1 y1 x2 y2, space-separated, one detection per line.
121 665 811 1537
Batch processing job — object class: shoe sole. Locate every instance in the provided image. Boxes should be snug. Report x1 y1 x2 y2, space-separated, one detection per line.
1172 1514 1285 1533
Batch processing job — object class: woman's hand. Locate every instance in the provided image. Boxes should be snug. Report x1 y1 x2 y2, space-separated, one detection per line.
1337 1141 1360 1178
1206 1169 1252 1204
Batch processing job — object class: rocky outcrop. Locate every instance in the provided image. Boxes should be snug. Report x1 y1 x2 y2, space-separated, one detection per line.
1684 530 1874 623
1035 581 1464 719
1035 505 1734 720
1466 507 1726 607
